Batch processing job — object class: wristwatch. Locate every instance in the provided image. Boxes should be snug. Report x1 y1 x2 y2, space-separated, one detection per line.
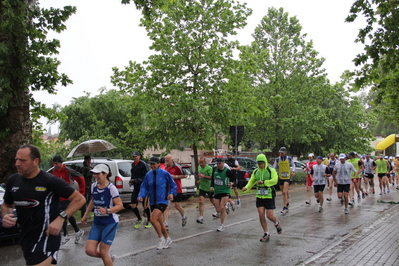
106 209 111 214
59 211 68 220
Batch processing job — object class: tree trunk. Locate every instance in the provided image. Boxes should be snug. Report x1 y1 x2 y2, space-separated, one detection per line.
0 1 33 183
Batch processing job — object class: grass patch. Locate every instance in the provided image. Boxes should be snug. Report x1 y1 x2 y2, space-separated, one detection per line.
377 200 399 204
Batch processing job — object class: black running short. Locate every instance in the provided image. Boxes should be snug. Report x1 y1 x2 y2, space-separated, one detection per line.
313 185 325 193
364 173 374 179
256 198 276 209
337 184 350 193
150 203 168 213
198 189 214 199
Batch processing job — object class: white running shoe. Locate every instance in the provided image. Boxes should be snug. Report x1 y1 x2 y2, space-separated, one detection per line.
75 229 84 244
225 202 230 214
61 234 70 245
157 238 165 250
217 224 225 232
163 237 173 249
344 208 349 214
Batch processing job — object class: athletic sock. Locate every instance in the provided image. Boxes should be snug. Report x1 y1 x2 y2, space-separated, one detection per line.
132 207 141 220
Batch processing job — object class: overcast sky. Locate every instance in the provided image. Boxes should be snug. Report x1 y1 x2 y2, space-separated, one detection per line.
36 0 365 131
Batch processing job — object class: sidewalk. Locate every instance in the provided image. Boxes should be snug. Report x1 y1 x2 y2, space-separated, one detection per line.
301 187 399 266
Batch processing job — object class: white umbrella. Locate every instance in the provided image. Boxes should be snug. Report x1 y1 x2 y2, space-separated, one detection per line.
67 139 116 158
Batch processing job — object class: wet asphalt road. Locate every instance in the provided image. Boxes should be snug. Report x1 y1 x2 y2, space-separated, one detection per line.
1 184 398 266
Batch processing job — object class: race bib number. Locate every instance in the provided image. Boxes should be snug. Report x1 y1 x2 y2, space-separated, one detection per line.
94 206 108 217
281 172 289 178
257 187 268 195
214 179 223 186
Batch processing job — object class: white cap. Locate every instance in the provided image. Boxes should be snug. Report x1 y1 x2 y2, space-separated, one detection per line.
396 155 399 158
339 153 346 159
308 153 314 157
90 164 109 174
389 156 393 160
385 156 389 159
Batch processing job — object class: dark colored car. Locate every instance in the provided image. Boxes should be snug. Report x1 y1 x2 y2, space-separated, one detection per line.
209 156 258 189
0 184 21 243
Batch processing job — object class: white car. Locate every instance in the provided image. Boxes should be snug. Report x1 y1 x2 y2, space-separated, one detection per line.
181 165 197 199
51 158 134 205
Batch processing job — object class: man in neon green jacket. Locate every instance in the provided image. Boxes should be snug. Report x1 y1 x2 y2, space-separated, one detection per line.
242 154 282 242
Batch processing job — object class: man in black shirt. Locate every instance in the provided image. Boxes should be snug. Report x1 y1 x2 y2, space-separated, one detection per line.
1 145 85 266
130 151 151 229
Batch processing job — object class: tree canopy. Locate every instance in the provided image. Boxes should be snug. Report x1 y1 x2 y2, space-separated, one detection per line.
112 0 253 169
0 0 75 182
346 0 399 125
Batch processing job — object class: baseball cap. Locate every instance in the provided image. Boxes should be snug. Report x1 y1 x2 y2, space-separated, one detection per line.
132 151 141 157
279 147 287 153
385 156 388 159
316 156 323 160
52 155 63 163
396 155 399 158
216 157 224 163
149 157 160 164
348 152 356 157
308 153 314 157
91 164 109 174
379 154 384 158
339 153 346 159
226 151 234 156
389 156 393 160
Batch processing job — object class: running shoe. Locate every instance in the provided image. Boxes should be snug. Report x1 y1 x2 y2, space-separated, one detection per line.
316 199 320 203
319 206 323 213
281 207 288 214
157 238 165 250
326 197 332 202
236 199 241 207
260 233 270 242
111 254 117 264
396 186 399 190
212 213 220 218
380 192 383 195
357 196 361 203
274 220 282 234
387 189 390 193
217 224 225 232
344 208 349 214
134 219 143 229
145 221 152 229
61 234 70 245
372 188 375 194
365 191 369 196
231 202 236 212
182 216 187 227
196 217 204 224
340 198 344 205
74 229 84 244
348 200 353 206
163 237 173 249
305 199 310 205
362 192 366 199
226 202 230 215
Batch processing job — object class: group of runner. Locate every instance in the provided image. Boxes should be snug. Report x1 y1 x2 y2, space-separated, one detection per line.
302 151 399 215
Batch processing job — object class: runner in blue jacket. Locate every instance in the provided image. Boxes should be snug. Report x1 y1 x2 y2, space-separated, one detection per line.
138 157 177 250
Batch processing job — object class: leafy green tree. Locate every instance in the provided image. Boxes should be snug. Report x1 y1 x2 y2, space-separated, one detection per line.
112 0 253 171
58 89 140 158
0 1 75 182
239 7 330 155
346 0 399 124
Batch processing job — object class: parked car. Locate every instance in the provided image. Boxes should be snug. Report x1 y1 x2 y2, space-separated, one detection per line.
48 158 134 205
180 165 197 199
294 161 306 172
209 156 259 189
0 184 21 242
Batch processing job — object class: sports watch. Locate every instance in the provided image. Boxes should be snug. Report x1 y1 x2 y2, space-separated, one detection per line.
59 211 68 219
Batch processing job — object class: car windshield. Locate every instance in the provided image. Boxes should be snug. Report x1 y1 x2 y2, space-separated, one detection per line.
182 167 193 175
117 162 131 177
